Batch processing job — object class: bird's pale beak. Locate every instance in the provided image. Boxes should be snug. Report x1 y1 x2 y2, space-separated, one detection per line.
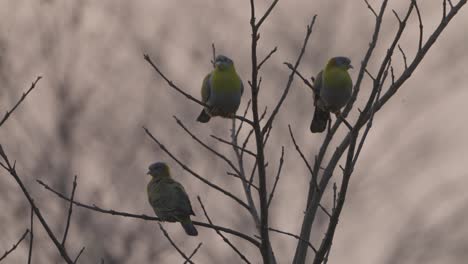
146 170 151 175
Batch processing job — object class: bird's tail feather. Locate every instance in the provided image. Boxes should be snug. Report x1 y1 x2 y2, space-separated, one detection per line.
180 219 198 236
310 108 329 133
197 109 211 123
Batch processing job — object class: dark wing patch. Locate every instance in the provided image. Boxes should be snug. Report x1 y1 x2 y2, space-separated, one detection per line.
201 73 212 104
173 182 195 216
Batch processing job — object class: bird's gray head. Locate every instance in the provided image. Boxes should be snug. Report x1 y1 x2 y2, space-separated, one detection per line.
147 162 170 177
329 56 353 70
214 55 234 70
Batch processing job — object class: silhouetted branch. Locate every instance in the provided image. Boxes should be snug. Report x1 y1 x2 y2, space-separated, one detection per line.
312 134 357 264
267 146 284 207
37 179 260 247
288 125 315 189
262 16 317 136
412 0 423 51
158 224 194 264
143 54 254 126
183 243 203 264
257 46 278 70
62 175 78 247
283 63 314 92
198 197 251 264
28 206 34 264
236 99 252 138
143 127 250 210
210 134 256 157
73 247 85 264
268 227 316 253
231 119 261 228
174 116 242 176
0 145 74 263
0 230 29 262
227 172 259 190
398 45 408 69
0 76 42 128
363 0 378 17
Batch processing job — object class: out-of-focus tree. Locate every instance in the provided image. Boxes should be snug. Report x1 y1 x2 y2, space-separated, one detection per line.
1 0 468 263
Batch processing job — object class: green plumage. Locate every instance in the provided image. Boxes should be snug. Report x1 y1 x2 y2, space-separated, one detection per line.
147 162 198 236
197 55 243 123
311 57 353 133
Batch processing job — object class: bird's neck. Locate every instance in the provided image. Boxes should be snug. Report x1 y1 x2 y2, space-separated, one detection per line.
212 67 241 91
323 66 351 88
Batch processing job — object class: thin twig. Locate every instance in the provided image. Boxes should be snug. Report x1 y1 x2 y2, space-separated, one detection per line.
227 172 259 190
283 63 314 92
398 44 408 69
143 127 250 210
269 227 317 253
236 100 252 138
197 197 251 264
174 116 242 176
158 224 194 264
210 135 256 157
211 43 216 68
143 55 254 126
257 46 278 70
255 0 280 29
183 243 203 264
0 230 29 262
364 68 376 81
0 76 42 128
267 146 284 207
0 145 74 263
28 206 34 264
73 247 85 264
262 16 317 136
392 9 402 24
62 175 78 247
412 0 423 51
288 125 317 191
364 0 378 17
36 179 260 247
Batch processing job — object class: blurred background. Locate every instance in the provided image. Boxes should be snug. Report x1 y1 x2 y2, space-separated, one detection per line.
1 0 467 263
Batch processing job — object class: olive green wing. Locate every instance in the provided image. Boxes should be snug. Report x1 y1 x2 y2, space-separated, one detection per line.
201 73 212 104
171 181 195 217
313 71 323 106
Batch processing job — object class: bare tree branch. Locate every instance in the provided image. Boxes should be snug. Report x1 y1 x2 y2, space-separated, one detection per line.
73 247 85 264
269 227 316 253
0 230 29 262
267 146 284 207
198 197 251 264
412 0 424 51
158 224 195 264
28 206 34 264
262 16 317 136
210 134 256 158
36 179 260 247
143 55 254 126
183 243 203 264
62 175 78 247
0 76 42 128
283 63 314 92
363 0 378 17
143 127 250 210
257 46 278 71
0 145 74 263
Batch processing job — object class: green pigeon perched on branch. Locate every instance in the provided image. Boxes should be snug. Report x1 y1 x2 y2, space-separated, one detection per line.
147 162 198 236
197 55 243 123
310 56 353 133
